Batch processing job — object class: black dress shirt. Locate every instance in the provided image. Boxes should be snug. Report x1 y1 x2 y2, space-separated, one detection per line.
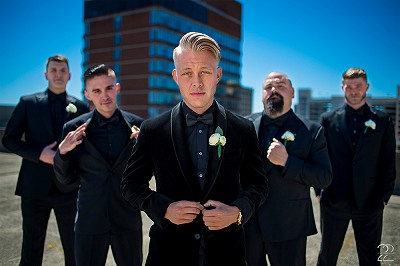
86 109 130 166
48 89 67 143
345 104 367 150
182 102 215 190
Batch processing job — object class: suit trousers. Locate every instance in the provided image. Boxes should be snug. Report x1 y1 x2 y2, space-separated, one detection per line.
75 230 143 266
20 191 77 266
317 204 383 266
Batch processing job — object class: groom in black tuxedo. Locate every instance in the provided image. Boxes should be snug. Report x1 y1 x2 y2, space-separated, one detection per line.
2 55 89 265
316 68 396 265
53 64 144 265
121 32 267 266
245 72 332 266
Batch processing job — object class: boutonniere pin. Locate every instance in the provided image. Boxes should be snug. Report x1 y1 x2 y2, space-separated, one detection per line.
130 125 140 139
364 119 376 133
281 131 295 146
209 126 226 158
65 103 77 113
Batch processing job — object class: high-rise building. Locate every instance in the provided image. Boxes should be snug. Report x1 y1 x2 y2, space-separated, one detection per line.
295 87 400 150
83 0 252 118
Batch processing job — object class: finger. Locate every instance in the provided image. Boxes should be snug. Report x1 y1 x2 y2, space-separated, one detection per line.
48 141 57 148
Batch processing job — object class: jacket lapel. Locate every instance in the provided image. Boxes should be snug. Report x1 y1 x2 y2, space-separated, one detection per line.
112 110 135 168
202 102 227 200
36 92 54 138
354 107 375 154
170 104 202 196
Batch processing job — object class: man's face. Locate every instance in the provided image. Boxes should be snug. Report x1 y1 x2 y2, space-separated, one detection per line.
45 61 71 93
172 50 221 114
262 73 294 116
84 75 120 118
342 77 369 108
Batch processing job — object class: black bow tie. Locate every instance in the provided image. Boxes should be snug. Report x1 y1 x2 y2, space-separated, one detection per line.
97 115 119 127
262 115 285 128
186 113 213 127
49 92 66 102
346 107 364 116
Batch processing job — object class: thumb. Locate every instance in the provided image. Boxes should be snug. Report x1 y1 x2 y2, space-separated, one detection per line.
203 200 219 208
272 138 281 144
48 141 57 148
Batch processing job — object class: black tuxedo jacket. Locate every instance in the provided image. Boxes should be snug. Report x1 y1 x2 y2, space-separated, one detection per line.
319 104 396 212
121 101 267 263
53 109 144 234
2 90 89 197
247 111 332 242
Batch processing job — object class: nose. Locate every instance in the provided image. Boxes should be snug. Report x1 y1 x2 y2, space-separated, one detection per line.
192 74 203 87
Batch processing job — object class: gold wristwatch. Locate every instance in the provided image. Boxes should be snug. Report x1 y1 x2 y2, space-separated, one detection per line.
236 211 243 225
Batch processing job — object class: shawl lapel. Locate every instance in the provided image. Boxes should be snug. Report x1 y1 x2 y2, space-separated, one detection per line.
36 92 54 138
354 107 375 154
202 102 227 201
170 104 203 197
112 110 135 168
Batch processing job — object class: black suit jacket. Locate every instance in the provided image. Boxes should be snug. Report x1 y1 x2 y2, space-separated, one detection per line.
319 104 396 212
2 90 89 197
53 109 144 234
121 101 267 263
247 111 332 242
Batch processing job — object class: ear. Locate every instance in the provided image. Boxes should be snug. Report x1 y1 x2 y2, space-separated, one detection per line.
84 90 91 101
291 87 295 99
217 67 222 82
172 69 178 84
45 71 49 81
116 83 121 93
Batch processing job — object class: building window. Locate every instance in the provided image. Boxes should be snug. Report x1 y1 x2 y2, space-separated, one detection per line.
114 49 121 60
114 64 121 75
85 22 90 35
114 34 121 46
84 39 90 50
114 16 122 30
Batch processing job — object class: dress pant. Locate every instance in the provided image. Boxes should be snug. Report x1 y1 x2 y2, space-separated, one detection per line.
245 218 306 266
317 204 383 266
20 191 77 266
75 230 143 266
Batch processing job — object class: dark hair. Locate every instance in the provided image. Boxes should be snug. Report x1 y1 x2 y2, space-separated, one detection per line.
46 55 69 70
342 68 367 83
83 64 116 86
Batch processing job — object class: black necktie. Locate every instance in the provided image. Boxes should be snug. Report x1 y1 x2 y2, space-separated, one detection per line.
186 113 213 127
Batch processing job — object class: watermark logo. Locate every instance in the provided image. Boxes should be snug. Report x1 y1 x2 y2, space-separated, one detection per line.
378 243 395 263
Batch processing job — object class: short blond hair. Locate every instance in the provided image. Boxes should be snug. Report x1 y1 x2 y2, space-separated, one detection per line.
173 32 221 64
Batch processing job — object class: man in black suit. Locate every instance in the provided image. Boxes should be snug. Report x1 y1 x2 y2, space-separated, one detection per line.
2 55 89 265
317 68 396 265
245 72 332 266
121 32 267 266
53 64 144 265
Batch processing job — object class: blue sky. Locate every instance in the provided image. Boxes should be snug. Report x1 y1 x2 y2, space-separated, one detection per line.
1 0 399 113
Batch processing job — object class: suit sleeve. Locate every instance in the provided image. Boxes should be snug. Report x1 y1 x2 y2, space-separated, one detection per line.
283 125 333 189
53 124 79 185
231 123 268 224
381 116 396 203
121 120 174 228
2 97 43 162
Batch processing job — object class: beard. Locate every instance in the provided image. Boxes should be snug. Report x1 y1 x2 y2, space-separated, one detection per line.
265 93 284 116
345 92 366 106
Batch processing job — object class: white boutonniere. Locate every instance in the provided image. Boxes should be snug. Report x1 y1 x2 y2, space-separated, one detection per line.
209 126 226 158
364 119 376 133
65 103 77 113
281 130 295 146
130 125 140 139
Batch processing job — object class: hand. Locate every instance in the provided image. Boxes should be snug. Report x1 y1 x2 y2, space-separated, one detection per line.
202 200 240 230
130 125 140 139
267 138 288 166
39 141 57 165
59 123 87 155
164 200 204 225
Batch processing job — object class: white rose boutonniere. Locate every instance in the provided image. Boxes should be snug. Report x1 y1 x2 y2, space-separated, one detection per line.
65 103 77 113
281 130 295 146
364 119 376 133
209 126 226 158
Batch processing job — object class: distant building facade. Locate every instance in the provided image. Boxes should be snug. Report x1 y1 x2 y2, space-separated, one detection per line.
294 86 400 150
83 0 252 118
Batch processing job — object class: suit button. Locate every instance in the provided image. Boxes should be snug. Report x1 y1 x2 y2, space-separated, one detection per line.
194 233 201 240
